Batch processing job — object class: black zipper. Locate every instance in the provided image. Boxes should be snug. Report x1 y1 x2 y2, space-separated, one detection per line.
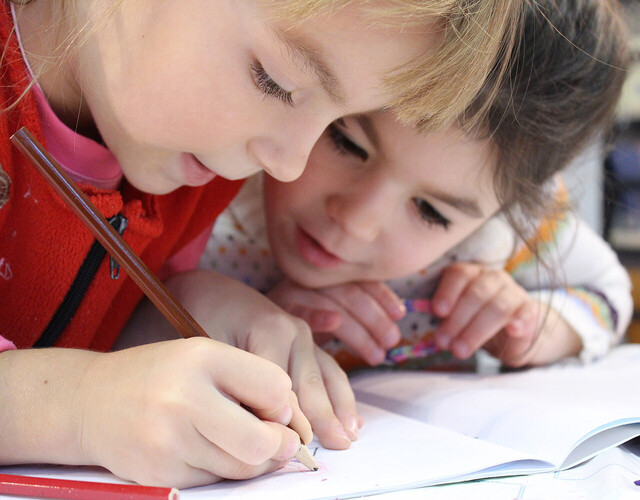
34 214 129 347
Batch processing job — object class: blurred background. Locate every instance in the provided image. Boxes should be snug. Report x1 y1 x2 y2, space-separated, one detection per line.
588 0 640 342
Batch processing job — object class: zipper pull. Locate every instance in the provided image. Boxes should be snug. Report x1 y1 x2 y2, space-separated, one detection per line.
108 214 129 280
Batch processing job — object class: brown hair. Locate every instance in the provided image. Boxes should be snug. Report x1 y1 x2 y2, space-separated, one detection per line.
465 0 629 239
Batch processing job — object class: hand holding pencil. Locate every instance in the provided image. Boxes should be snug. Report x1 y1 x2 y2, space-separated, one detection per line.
9 128 322 489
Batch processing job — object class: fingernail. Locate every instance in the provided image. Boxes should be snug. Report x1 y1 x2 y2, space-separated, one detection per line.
452 340 469 358
508 320 523 335
433 299 449 316
391 299 406 318
369 348 386 366
384 327 401 348
346 415 359 441
333 423 352 445
276 405 293 426
435 331 450 349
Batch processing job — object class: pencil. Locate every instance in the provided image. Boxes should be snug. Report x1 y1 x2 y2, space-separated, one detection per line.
404 298 432 314
0 472 179 500
10 127 208 340
294 443 319 471
10 126 317 471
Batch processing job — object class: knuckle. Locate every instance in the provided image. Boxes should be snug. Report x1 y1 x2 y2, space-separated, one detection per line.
340 283 362 303
269 369 294 395
451 261 479 277
303 368 325 388
487 296 514 317
255 312 303 343
467 281 492 300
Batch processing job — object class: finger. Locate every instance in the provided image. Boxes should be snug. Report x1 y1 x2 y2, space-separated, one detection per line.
289 333 352 450
242 313 308 378
314 346 360 441
492 303 542 366
186 420 294 482
329 313 388 365
285 304 342 332
325 284 401 350
431 263 482 316
450 285 524 358
193 383 301 466
505 300 539 339
434 270 505 350
359 281 406 320
286 391 314 445
211 342 295 423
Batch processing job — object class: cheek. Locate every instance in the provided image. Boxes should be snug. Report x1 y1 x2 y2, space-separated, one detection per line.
376 243 437 279
375 231 461 280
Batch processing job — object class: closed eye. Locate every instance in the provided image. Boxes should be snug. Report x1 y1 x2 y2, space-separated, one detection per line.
327 122 369 161
413 197 450 229
251 60 294 107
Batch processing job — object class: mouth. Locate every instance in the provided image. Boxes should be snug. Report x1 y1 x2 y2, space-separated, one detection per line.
181 153 217 186
295 226 344 269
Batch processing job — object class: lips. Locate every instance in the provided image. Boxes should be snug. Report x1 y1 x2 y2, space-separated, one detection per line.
181 153 217 186
295 226 344 268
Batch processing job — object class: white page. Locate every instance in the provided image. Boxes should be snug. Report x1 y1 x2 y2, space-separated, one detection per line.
352 344 640 465
183 403 540 500
368 443 640 500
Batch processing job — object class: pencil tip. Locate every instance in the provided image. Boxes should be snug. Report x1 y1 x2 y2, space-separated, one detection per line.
294 443 319 471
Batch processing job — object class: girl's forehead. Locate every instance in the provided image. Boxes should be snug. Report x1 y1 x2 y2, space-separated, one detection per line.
368 113 499 210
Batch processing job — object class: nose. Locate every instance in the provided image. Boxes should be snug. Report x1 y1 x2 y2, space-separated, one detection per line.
325 184 389 243
247 120 325 182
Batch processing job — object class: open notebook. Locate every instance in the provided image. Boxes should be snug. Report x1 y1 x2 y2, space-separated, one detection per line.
2 345 640 499
189 343 640 499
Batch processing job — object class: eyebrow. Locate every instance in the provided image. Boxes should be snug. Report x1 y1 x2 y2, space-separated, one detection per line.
429 190 484 218
352 114 483 219
271 27 347 107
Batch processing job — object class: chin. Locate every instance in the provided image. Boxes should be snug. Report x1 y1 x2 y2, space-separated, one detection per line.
287 267 344 289
124 173 179 195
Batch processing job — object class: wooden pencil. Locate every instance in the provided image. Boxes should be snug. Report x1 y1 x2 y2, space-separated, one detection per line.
10 127 208 340
0 472 179 500
10 126 317 471
294 444 319 471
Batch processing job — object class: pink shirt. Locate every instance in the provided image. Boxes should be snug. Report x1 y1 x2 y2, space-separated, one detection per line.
0 336 16 353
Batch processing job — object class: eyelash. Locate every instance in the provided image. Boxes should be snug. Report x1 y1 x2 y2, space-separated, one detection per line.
327 122 369 161
412 198 450 229
251 60 294 107
327 122 450 229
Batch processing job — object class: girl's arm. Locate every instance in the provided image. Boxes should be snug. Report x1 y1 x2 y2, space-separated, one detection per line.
0 339 303 488
505 208 633 363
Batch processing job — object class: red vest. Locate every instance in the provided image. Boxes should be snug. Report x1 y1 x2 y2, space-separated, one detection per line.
0 4 243 350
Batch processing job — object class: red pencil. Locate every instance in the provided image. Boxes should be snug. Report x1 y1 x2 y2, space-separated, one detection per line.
0 473 179 500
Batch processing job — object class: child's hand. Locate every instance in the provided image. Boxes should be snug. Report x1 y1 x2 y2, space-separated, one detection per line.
166 270 361 449
82 339 308 487
0 340 304 488
268 279 405 366
431 262 581 366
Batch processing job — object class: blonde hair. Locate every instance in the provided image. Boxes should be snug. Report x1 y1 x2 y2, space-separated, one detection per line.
11 0 521 131
261 0 522 131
